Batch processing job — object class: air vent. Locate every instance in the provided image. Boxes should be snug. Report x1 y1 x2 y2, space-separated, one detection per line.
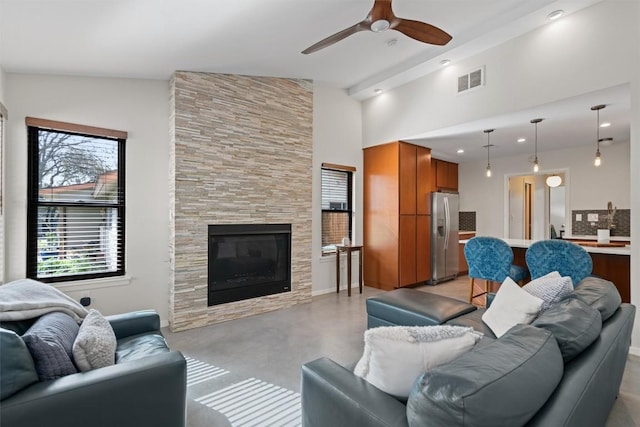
457 67 484 93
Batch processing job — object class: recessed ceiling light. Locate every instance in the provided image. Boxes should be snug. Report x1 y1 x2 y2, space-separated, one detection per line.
517 138 526 143
440 59 451 66
457 149 464 154
600 122 611 128
374 88 382 94
547 10 564 20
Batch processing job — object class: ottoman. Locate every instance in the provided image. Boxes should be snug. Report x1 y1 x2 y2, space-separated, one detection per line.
367 289 477 328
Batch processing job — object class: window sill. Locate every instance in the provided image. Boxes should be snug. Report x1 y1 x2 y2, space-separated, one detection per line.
54 275 131 292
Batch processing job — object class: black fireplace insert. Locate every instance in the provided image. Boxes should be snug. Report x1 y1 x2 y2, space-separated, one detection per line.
208 223 291 306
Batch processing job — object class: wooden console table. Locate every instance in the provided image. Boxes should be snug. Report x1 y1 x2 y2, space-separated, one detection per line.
336 245 363 296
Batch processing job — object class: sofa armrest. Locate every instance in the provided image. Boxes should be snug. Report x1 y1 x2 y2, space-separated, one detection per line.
301 358 409 427
0 351 186 427
106 310 161 339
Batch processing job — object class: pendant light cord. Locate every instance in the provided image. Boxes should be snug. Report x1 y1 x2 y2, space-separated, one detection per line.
596 108 600 152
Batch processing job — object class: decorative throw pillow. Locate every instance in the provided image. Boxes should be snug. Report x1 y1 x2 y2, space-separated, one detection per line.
482 277 544 338
73 309 117 372
523 271 573 311
22 311 79 381
1 328 39 399
353 325 482 399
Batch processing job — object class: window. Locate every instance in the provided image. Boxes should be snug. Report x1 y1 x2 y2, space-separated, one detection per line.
321 163 355 254
26 118 126 282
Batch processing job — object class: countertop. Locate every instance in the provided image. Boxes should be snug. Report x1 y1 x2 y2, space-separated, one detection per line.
459 238 630 256
563 235 630 242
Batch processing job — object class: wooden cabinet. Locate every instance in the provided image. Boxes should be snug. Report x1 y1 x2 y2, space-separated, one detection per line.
433 159 458 191
364 141 432 290
458 232 476 274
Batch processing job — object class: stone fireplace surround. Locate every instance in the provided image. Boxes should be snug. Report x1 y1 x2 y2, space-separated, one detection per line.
169 71 313 332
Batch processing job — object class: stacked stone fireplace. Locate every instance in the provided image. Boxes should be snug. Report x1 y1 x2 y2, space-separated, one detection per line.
169 72 313 332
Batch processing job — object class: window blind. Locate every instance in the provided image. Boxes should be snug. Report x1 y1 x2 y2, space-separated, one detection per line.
321 167 353 251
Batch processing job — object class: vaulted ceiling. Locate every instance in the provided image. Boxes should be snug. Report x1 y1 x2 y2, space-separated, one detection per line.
0 0 629 162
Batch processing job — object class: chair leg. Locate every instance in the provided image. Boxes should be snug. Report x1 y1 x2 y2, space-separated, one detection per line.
469 278 476 303
485 280 491 307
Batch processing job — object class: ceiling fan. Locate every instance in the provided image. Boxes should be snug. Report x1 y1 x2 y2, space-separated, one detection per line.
302 0 452 54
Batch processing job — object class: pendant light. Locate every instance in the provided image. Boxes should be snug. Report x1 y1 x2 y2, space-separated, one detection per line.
483 129 494 178
531 118 543 173
591 104 605 167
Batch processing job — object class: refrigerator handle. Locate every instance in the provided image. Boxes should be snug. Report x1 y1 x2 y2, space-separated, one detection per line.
444 196 450 250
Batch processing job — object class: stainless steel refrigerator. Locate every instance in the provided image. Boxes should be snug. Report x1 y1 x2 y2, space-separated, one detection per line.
429 192 459 284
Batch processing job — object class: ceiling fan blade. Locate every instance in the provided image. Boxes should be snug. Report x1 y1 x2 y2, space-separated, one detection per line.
302 22 367 54
392 18 452 46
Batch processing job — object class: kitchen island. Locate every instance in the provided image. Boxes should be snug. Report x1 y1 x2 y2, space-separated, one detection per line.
460 237 630 303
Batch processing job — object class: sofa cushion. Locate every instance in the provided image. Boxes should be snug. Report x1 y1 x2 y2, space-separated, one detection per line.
482 277 544 338
407 324 564 427
0 328 39 400
571 277 622 322
523 271 573 311
115 333 170 363
532 297 601 363
353 325 482 399
22 311 79 381
73 309 117 371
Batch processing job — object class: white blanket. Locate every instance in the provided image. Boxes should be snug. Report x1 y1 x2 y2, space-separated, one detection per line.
0 279 88 322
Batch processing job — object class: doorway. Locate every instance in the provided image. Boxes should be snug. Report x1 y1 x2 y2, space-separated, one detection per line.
506 171 568 240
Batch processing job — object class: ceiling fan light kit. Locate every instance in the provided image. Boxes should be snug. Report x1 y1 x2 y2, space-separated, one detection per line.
371 19 391 32
302 0 452 54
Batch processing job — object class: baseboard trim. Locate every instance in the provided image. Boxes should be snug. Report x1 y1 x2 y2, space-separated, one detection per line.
629 346 640 357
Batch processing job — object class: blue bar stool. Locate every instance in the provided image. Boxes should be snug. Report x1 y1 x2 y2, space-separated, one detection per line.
464 236 528 305
525 240 592 287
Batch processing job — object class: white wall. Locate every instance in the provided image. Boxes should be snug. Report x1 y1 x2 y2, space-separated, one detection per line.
0 65 6 283
630 0 640 356
0 65 6 104
459 140 630 237
312 83 363 295
4 73 171 320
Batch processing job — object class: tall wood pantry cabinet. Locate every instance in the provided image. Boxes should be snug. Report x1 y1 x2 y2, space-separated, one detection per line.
363 141 433 290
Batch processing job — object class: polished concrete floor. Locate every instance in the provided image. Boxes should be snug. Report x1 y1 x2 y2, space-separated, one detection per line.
163 276 640 426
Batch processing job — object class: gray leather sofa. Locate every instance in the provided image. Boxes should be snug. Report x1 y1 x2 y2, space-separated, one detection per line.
0 310 186 427
301 278 635 427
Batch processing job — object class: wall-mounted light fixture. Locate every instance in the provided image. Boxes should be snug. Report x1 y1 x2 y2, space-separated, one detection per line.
483 129 494 178
530 118 543 173
591 104 606 167
546 175 562 187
